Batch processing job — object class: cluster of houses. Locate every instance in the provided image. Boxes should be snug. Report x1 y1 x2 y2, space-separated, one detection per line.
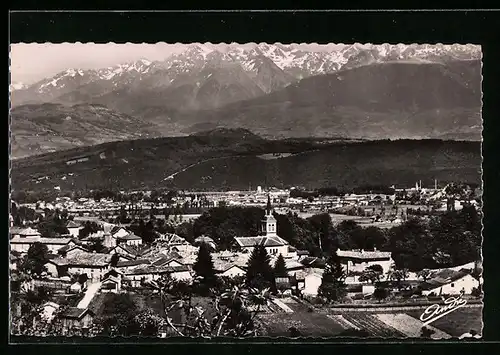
10 196 482 335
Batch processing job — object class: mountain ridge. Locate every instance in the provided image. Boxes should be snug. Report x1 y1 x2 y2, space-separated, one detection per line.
10 46 482 157
178 60 482 141
11 44 481 107
10 103 160 159
11 135 481 193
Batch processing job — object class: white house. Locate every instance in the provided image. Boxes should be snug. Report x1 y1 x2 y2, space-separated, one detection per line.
123 265 192 288
66 220 83 238
101 275 122 293
10 227 41 239
70 282 83 294
10 236 73 254
103 232 116 248
58 244 87 258
111 226 131 239
421 270 480 296
115 259 151 273
116 233 143 246
337 249 393 276
220 265 246 278
151 256 184 268
295 268 324 297
59 307 94 334
157 233 187 245
234 195 289 256
45 252 112 282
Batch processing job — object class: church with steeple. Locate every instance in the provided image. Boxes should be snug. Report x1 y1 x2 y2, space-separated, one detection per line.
234 194 290 256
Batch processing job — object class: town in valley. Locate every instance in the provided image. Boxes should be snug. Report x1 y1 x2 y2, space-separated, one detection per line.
10 181 483 339
9 42 483 340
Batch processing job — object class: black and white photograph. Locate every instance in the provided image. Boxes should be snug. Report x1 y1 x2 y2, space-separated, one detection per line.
9 42 483 340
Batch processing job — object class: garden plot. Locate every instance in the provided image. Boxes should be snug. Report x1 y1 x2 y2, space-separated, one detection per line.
342 313 407 338
258 312 345 337
376 313 452 339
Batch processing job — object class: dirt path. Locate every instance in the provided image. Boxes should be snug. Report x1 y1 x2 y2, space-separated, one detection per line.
163 155 239 181
77 282 102 309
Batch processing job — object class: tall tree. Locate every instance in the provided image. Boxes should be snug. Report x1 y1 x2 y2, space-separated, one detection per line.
88 238 106 253
307 213 337 254
317 254 346 303
193 242 217 291
110 253 120 267
273 254 288 277
94 293 139 336
246 245 274 290
22 242 50 276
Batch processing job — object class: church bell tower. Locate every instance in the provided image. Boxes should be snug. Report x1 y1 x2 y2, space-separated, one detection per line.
261 194 277 236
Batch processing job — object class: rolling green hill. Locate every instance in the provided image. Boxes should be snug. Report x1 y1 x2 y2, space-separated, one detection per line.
11 130 481 192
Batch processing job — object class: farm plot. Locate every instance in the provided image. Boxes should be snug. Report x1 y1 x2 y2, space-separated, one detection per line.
342 313 407 338
278 297 312 313
258 312 345 337
376 313 451 339
405 305 483 338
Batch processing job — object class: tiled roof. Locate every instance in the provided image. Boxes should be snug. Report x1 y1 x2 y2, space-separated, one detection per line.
42 302 60 309
58 244 86 253
293 268 324 281
10 236 72 245
124 265 190 275
195 236 215 243
66 220 81 228
300 257 326 268
49 252 111 267
102 275 120 284
60 307 91 319
115 244 151 257
336 249 392 260
110 226 123 235
159 233 188 245
234 235 289 247
117 233 142 240
421 269 474 290
10 227 24 235
152 255 184 267
212 252 250 272
117 259 150 267
221 264 246 273
11 227 41 236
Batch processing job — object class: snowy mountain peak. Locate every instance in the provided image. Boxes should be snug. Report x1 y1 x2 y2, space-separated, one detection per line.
11 43 481 108
184 44 215 59
9 82 28 92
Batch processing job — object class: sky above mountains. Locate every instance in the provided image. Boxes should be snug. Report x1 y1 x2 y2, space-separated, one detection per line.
9 43 358 84
10 42 480 85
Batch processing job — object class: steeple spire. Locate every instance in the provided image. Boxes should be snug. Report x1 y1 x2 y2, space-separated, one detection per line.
266 194 272 215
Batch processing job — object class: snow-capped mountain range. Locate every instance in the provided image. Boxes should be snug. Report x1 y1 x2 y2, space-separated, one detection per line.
9 82 28 91
10 43 481 107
